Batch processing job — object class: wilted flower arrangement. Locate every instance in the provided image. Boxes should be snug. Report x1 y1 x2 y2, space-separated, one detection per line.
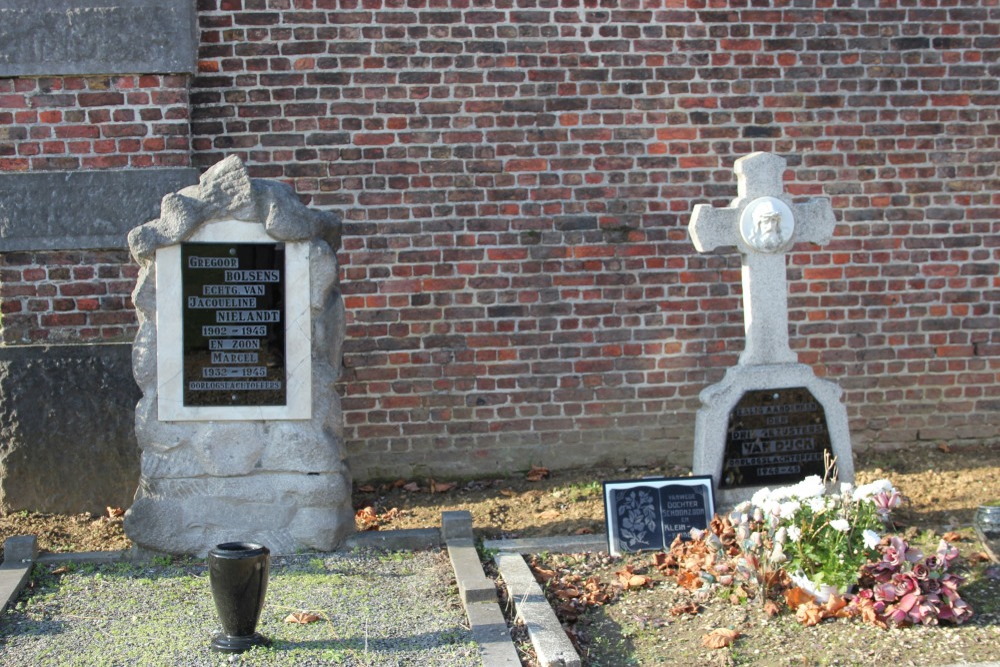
727 475 902 600
854 537 974 626
692 471 978 629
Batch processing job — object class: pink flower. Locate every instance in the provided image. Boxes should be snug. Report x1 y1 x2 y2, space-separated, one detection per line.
892 573 919 598
936 540 959 567
885 604 910 625
874 582 897 603
872 489 902 516
950 598 974 624
883 545 903 567
911 563 929 581
921 577 942 595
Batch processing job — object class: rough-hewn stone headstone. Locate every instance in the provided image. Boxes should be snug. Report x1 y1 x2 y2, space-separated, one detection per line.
124 156 352 556
688 152 854 506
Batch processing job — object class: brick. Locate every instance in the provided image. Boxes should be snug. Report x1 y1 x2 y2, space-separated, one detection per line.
1 10 995 476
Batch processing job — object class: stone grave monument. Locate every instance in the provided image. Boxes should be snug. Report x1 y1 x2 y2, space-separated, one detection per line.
124 156 353 555
688 152 854 507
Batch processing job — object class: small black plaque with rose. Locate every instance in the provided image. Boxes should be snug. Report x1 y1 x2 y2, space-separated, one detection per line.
602 476 714 557
720 386 833 489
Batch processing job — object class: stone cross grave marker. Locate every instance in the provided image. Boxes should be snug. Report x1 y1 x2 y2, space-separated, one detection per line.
688 152 854 507
124 156 353 556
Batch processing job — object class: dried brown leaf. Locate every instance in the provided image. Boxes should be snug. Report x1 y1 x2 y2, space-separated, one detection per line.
796 601 824 627
106 506 125 518
677 571 702 590
554 585 580 600
499 488 517 497
941 531 963 542
532 567 557 583
938 443 952 453
402 482 420 492
574 526 594 535
526 465 550 482
538 509 561 521
783 586 814 611
431 481 457 493
669 602 700 616
50 566 70 576
284 612 321 625
701 628 740 649
856 598 889 630
355 506 378 530
357 484 375 493
824 594 848 617
763 600 781 617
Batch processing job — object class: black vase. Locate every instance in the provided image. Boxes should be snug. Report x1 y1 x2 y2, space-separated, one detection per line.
208 542 271 653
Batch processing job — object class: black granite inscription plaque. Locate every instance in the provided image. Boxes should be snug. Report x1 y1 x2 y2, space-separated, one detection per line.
603 476 714 556
721 387 831 488
659 484 711 537
180 242 286 407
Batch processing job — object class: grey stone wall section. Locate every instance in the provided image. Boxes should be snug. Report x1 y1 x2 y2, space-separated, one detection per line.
0 168 200 252
0 0 198 76
125 156 351 556
0 343 140 515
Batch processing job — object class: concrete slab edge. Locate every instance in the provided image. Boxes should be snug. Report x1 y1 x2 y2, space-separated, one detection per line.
440 511 520 666
482 533 609 555
342 527 441 551
0 536 38 614
495 551 581 667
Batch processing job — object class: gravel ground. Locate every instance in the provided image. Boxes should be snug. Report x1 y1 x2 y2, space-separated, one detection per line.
0 549 479 666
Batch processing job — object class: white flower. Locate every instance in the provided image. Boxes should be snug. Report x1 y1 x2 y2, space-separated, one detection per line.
733 501 751 514
808 497 827 514
774 526 788 545
840 482 853 495
751 487 773 508
789 475 826 499
778 500 801 520
852 479 894 501
862 529 881 549
829 518 850 532
787 525 801 542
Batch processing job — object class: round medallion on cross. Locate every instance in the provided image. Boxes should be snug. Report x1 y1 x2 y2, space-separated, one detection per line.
739 196 795 254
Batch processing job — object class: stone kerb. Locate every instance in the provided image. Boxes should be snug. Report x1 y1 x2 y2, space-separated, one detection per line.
124 156 352 556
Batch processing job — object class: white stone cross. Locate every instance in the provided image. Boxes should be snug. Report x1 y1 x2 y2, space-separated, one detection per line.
688 152 836 366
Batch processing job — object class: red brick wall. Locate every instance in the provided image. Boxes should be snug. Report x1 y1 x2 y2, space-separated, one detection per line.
2 1 999 478
0 250 138 344
0 75 191 344
0 75 190 172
